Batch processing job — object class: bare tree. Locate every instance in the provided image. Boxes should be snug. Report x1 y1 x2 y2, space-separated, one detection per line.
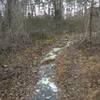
89 0 94 44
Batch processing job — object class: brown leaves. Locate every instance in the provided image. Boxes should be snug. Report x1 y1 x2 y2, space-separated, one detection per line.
55 46 100 100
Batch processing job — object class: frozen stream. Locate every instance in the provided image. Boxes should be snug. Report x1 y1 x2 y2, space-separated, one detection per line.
33 41 73 100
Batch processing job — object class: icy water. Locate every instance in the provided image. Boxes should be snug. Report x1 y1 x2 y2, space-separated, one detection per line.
33 41 73 100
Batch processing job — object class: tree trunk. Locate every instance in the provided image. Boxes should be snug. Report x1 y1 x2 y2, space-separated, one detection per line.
6 0 12 29
99 0 100 8
89 0 94 44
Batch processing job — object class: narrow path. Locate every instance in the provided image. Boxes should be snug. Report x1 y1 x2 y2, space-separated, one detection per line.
32 38 73 100
33 48 62 100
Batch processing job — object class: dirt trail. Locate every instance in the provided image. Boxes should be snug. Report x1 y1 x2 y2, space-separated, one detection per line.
1 34 99 100
32 34 84 100
32 35 72 100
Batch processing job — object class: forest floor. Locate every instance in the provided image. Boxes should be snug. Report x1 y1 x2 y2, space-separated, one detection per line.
0 34 66 100
56 40 100 100
0 33 100 100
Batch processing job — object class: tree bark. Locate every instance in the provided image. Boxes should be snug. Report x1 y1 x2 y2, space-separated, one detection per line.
6 0 12 29
89 0 94 44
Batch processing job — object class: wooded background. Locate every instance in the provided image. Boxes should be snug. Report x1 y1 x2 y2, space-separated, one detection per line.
0 0 100 57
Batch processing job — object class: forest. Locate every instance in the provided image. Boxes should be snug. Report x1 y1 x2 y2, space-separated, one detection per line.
0 0 100 100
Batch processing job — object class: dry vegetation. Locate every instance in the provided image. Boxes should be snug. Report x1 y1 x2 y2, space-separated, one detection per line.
56 44 100 100
0 37 57 100
0 0 100 99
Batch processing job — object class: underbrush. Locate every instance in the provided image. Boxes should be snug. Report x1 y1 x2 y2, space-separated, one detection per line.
56 43 100 100
0 32 56 100
0 32 56 63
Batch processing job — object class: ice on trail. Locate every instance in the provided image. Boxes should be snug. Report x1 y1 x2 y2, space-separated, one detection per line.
41 53 57 63
41 48 61 63
33 41 73 99
52 48 61 53
38 77 58 92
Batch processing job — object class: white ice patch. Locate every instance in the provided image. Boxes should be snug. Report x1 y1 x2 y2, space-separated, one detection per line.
46 96 52 99
41 53 57 63
49 82 58 92
38 78 58 92
38 78 50 85
52 48 61 53
46 52 56 59
41 48 62 63
36 89 40 93
64 41 73 48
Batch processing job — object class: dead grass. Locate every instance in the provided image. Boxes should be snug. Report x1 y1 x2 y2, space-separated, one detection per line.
0 36 57 100
56 46 100 100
